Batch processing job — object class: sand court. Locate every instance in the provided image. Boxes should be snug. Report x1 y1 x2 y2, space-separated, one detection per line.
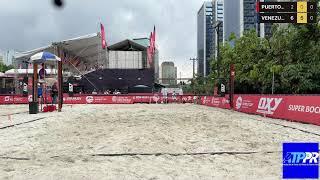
0 104 319 179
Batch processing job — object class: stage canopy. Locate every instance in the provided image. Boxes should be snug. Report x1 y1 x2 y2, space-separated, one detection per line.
14 33 107 74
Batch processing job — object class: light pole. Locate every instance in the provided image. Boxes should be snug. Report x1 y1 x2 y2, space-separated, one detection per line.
214 21 223 78
213 21 223 96
189 58 198 79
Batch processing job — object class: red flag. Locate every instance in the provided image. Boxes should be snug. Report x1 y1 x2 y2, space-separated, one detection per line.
148 47 153 65
147 47 151 65
100 23 107 49
149 32 153 54
256 0 260 13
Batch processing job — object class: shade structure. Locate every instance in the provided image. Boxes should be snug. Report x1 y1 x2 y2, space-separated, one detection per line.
30 52 61 64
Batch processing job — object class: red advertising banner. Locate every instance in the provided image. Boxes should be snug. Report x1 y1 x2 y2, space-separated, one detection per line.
201 96 231 109
133 95 197 104
0 95 29 104
234 95 320 125
1 94 319 126
63 95 134 104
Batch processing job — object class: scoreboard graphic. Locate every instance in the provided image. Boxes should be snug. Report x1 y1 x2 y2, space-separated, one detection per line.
257 1 318 24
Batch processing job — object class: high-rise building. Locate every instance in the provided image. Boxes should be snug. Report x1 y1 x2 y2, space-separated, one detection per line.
197 1 214 77
223 0 241 41
161 62 177 85
240 0 272 38
0 55 3 65
0 50 10 65
213 0 224 58
197 0 275 77
221 0 274 42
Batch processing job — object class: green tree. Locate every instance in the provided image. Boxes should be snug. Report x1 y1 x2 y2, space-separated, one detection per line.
0 62 13 73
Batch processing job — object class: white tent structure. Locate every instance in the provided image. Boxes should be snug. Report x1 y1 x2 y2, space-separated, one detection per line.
0 72 6 77
5 69 58 76
14 33 107 75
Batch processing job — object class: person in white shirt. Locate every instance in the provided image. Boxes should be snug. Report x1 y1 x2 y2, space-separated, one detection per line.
172 91 177 103
163 88 168 104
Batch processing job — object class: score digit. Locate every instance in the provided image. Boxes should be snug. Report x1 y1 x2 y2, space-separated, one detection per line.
307 2 317 13
307 14 317 23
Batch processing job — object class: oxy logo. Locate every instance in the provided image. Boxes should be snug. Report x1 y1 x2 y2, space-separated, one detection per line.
236 96 242 110
257 97 282 115
86 96 94 104
283 143 319 179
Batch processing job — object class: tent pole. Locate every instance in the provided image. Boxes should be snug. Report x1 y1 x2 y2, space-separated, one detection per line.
33 63 38 102
57 45 63 112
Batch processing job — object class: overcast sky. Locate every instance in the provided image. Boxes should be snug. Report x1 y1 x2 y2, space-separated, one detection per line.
0 0 203 77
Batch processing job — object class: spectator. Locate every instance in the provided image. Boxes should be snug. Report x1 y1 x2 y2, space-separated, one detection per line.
193 96 197 104
39 63 47 80
104 89 110 95
172 91 177 103
92 89 98 95
51 82 58 104
23 82 28 96
163 88 168 104
38 83 43 98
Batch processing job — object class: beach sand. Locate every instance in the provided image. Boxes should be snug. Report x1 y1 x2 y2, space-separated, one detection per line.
0 104 319 179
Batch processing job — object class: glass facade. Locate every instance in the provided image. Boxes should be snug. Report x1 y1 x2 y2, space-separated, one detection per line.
161 62 177 85
224 0 241 42
242 0 272 37
214 0 224 58
197 1 214 77
243 0 257 32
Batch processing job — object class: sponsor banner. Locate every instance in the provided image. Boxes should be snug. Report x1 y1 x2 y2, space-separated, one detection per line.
285 96 320 125
234 95 320 125
63 95 134 104
0 96 29 104
133 96 152 103
110 96 133 104
63 96 86 104
201 96 230 109
1 94 319 125
180 95 196 103
133 95 196 104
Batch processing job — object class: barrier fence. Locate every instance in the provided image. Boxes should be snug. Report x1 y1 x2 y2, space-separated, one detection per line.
233 95 320 126
0 94 319 126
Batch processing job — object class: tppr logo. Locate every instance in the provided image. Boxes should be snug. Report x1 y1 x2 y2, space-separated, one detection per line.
256 97 282 115
283 143 319 179
284 152 319 164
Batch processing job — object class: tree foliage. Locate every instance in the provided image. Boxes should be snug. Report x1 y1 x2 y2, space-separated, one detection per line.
0 62 13 73
190 21 320 94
